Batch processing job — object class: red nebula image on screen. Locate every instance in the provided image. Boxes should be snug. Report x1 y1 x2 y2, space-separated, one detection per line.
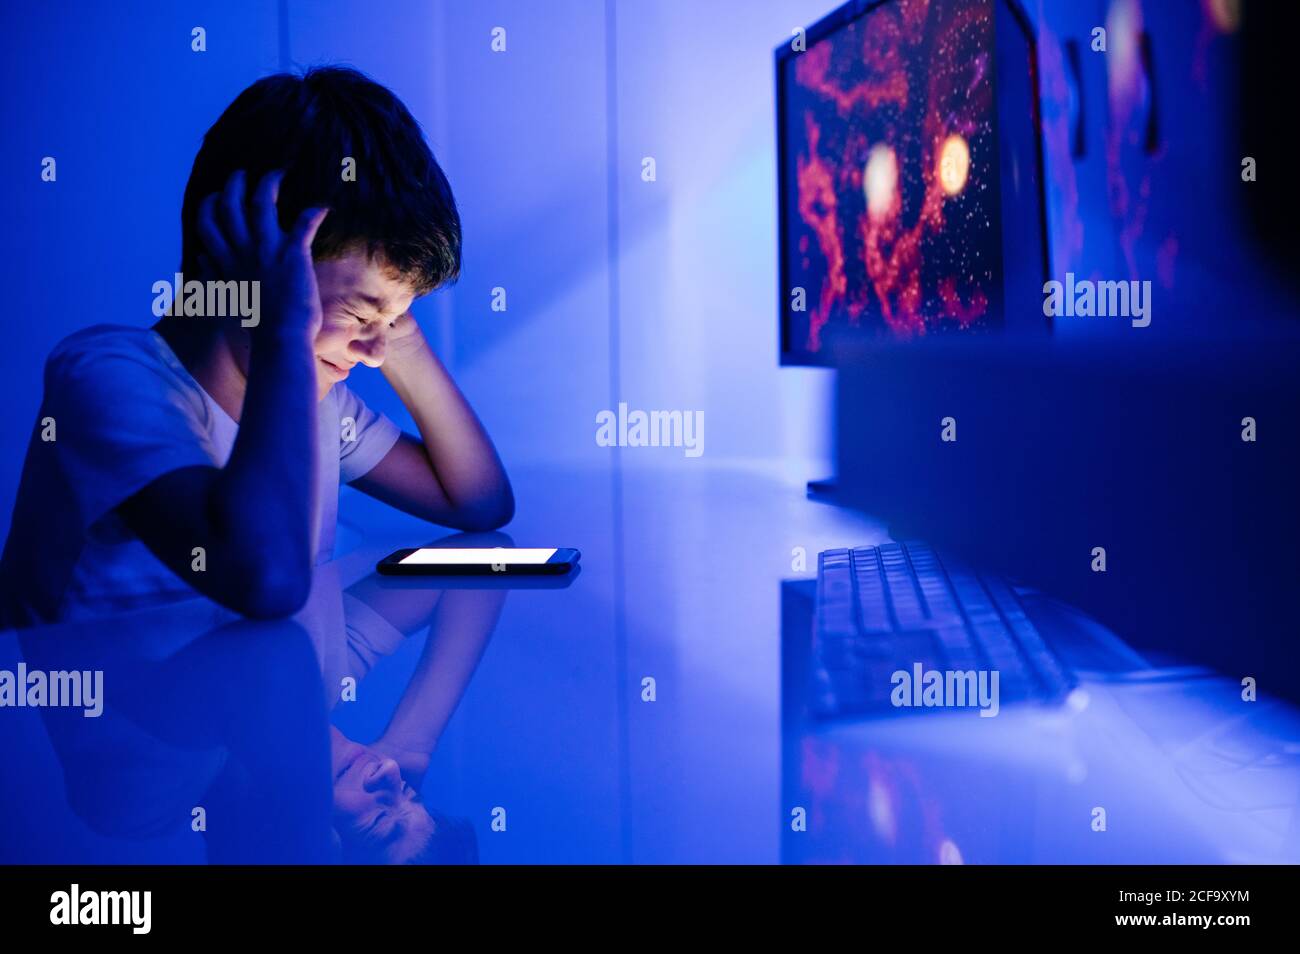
783 0 1001 353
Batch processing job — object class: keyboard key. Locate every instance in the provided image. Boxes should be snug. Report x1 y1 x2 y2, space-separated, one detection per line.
851 547 892 633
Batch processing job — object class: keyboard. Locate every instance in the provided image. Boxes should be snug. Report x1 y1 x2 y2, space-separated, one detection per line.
812 542 1074 717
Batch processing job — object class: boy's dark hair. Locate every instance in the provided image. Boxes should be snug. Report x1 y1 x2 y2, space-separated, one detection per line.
181 66 460 295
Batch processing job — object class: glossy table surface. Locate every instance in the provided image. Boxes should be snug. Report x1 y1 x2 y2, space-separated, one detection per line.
2 462 1297 864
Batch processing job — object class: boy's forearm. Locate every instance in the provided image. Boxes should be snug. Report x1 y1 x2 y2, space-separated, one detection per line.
374 588 506 780
381 338 513 523
217 333 318 569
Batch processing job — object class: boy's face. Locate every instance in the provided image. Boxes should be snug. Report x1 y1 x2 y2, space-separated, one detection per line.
309 249 420 400
226 248 420 400
330 727 436 863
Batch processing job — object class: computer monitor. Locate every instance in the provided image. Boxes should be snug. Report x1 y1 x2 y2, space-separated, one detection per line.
776 0 1048 366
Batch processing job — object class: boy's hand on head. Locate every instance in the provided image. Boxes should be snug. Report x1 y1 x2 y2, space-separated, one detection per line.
196 169 330 344
382 309 432 369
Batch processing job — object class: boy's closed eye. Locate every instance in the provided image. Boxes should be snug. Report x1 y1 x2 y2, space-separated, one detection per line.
350 309 401 331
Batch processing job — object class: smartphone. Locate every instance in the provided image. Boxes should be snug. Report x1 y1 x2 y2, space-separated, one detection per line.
376 546 580 576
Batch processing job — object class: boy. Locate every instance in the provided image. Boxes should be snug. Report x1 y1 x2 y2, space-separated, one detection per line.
0 67 513 625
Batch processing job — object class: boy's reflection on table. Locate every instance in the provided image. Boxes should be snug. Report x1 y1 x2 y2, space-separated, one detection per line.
20 532 509 864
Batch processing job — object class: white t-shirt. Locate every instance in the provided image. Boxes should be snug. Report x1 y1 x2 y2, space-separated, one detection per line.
0 325 401 626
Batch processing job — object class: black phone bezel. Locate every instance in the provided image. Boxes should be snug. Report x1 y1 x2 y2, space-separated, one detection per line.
376 546 580 576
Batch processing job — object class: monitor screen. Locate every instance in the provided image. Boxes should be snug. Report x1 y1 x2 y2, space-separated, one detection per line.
777 0 1038 364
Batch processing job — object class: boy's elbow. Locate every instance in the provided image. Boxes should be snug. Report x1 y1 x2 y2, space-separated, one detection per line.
483 493 515 531
448 490 514 532
465 488 509 535
239 578 310 620
240 579 311 620
452 508 512 534
230 557 312 620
